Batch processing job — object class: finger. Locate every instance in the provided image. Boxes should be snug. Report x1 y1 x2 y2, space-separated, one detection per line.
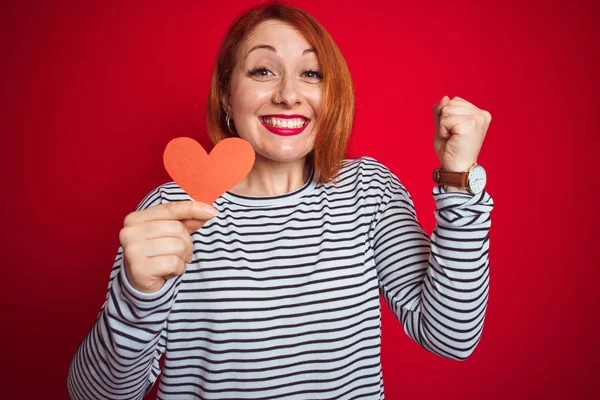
139 217 212 238
451 96 474 107
436 123 450 140
138 220 190 240
432 95 450 126
124 201 219 226
148 255 187 279
440 105 477 118
142 236 189 259
438 115 474 136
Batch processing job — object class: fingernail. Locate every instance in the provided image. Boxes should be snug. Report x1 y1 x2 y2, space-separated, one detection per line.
205 206 219 216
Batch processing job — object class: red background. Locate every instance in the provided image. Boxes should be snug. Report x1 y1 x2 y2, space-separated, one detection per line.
2 0 599 399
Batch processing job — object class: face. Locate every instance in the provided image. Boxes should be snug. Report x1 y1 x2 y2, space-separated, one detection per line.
222 20 323 163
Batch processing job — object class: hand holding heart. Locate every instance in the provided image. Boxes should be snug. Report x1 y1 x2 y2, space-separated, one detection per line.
119 201 220 294
433 96 492 172
118 137 255 294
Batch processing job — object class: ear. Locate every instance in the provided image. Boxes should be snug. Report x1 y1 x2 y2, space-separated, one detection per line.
221 89 232 116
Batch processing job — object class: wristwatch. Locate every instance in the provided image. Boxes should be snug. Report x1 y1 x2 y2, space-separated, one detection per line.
433 163 487 195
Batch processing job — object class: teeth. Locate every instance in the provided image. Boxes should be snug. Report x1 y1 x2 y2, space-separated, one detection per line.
262 117 306 129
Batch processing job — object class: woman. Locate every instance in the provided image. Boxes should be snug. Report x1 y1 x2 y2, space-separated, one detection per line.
68 2 494 399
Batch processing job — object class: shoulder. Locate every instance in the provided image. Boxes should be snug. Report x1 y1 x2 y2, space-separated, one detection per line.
337 156 403 189
334 156 413 207
333 157 414 215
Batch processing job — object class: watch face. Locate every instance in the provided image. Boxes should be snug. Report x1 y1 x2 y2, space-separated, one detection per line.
468 165 486 194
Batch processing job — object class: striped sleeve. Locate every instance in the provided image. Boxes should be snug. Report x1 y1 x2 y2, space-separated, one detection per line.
370 165 494 361
67 185 182 399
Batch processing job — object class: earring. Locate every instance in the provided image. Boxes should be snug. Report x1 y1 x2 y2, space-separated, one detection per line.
225 113 236 134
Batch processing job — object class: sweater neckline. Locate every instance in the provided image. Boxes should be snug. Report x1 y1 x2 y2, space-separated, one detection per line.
220 166 318 207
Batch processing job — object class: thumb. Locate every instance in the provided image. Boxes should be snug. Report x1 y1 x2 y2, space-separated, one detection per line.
432 95 450 126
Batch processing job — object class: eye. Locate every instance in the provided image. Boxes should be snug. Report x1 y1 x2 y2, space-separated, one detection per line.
302 69 323 80
248 66 274 79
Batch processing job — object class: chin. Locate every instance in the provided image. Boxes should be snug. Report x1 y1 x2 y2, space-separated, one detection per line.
240 130 315 163
257 147 312 163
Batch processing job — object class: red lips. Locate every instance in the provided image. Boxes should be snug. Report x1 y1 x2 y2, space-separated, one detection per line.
259 114 309 137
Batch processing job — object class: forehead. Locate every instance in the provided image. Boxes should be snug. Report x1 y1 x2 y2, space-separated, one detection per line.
240 20 314 60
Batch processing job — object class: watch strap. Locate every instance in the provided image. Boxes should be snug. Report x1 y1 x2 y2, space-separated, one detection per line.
432 163 477 189
432 169 469 188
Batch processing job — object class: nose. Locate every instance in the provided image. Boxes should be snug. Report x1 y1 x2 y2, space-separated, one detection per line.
273 74 300 106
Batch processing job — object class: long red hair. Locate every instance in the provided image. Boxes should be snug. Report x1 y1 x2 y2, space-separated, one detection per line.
206 1 355 184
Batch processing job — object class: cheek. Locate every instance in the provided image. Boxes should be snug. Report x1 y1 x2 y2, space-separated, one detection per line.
303 87 323 116
232 82 272 117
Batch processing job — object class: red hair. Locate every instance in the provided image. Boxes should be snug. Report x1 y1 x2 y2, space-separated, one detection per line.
206 1 355 184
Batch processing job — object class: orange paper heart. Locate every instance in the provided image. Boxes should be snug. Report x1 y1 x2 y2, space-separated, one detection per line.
163 137 255 204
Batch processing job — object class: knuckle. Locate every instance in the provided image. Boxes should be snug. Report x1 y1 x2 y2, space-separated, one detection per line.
175 238 187 254
123 211 137 227
168 256 185 275
163 220 182 238
161 220 177 236
163 255 181 271
154 256 171 272
176 258 187 274
119 226 133 244
164 202 179 219
178 221 189 236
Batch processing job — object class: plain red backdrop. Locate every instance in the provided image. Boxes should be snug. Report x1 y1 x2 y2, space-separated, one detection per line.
1 0 599 399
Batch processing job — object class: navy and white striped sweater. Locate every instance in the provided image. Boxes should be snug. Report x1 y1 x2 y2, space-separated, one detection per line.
68 156 494 399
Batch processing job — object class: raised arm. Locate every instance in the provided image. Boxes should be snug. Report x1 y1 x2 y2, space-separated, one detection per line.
369 171 494 361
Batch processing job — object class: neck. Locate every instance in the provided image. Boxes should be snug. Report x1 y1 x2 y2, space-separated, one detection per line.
229 154 310 197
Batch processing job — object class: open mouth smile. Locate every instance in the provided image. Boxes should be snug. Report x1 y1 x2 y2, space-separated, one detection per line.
259 114 310 136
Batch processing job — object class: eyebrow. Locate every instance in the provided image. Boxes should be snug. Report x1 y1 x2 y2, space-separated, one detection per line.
245 44 316 59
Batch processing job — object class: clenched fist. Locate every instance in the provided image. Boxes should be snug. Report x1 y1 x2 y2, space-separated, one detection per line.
432 95 492 172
